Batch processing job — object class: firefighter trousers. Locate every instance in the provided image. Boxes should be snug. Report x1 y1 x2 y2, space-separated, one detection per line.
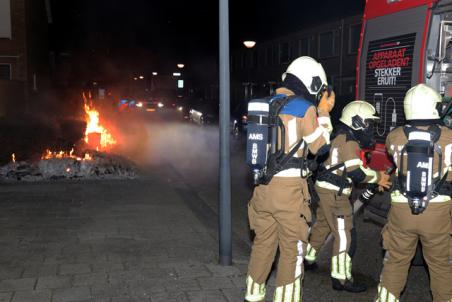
376 202 452 302
246 177 311 302
305 187 354 281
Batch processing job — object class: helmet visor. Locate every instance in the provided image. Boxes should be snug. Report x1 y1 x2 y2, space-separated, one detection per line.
363 118 379 129
355 121 376 149
437 100 452 118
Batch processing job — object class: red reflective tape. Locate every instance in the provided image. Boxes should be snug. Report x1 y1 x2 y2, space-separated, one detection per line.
419 2 434 83
355 19 367 98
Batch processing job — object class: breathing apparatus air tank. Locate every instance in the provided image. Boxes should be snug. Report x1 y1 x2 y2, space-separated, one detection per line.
246 99 270 184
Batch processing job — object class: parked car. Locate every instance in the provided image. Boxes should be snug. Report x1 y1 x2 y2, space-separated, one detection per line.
188 99 218 125
133 99 165 112
118 98 136 111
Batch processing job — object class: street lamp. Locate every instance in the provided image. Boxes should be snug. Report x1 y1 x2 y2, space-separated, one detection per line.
139 75 144 79
177 63 185 69
243 40 256 49
150 72 158 92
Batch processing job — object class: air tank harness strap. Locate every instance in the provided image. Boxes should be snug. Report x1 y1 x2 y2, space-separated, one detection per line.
433 170 449 196
317 162 350 196
247 115 269 125
264 138 305 183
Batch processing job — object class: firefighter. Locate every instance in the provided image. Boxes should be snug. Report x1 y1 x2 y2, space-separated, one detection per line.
245 56 335 302
303 100 392 293
375 83 452 302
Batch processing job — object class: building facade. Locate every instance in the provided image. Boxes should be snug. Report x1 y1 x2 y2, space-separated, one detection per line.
231 15 362 113
0 0 51 117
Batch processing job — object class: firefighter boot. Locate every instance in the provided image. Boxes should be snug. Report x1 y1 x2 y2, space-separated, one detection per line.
245 276 266 302
330 252 366 292
303 260 318 271
332 277 367 293
304 243 318 271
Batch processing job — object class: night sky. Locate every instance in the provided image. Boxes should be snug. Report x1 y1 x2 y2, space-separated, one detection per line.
49 0 364 80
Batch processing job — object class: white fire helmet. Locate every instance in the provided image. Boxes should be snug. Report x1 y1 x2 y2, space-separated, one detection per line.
282 56 328 96
404 83 441 120
340 100 380 130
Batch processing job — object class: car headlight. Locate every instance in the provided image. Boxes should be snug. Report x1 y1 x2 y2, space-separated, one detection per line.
177 106 183 111
158 102 164 108
136 102 143 108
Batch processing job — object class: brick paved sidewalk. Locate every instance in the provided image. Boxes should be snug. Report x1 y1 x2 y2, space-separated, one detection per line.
0 162 433 302
0 164 249 302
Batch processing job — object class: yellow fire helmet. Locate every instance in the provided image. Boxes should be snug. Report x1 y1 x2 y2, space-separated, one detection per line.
340 100 380 130
282 56 328 96
404 83 441 120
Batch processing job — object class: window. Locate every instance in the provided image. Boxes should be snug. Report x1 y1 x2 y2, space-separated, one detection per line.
266 47 273 66
268 81 277 95
299 37 310 56
319 31 336 58
251 50 258 69
273 45 278 65
290 41 298 60
327 76 335 88
0 64 11 80
0 0 12 38
240 53 246 69
235 54 241 70
279 42 290 64
348 24 361 54
345 80 356 94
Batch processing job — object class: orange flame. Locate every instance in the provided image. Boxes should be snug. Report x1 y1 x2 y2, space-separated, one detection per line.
83 93 116 149
11 153 16 163
42 149 73 160
41 148 93 161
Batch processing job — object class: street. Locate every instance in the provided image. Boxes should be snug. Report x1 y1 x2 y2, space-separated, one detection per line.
0 112 432 302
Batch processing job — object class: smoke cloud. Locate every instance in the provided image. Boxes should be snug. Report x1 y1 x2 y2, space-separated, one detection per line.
113 111 219 181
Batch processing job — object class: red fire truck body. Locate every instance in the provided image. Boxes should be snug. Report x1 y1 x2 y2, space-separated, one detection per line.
356 0 452 169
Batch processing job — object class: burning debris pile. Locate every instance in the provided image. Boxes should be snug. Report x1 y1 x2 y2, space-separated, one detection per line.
1 150 136 181
0 93 136 181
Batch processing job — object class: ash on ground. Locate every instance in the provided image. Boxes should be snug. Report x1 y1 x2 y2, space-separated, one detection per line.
0 152 137 181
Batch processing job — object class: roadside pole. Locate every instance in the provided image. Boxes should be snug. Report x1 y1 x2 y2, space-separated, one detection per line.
219 0 232 266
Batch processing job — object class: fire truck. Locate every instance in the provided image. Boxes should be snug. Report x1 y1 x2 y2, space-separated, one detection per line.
356 0 452 223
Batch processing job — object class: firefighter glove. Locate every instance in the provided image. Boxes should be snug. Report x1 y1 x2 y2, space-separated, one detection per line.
377 171 392 189
318 90 335 113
